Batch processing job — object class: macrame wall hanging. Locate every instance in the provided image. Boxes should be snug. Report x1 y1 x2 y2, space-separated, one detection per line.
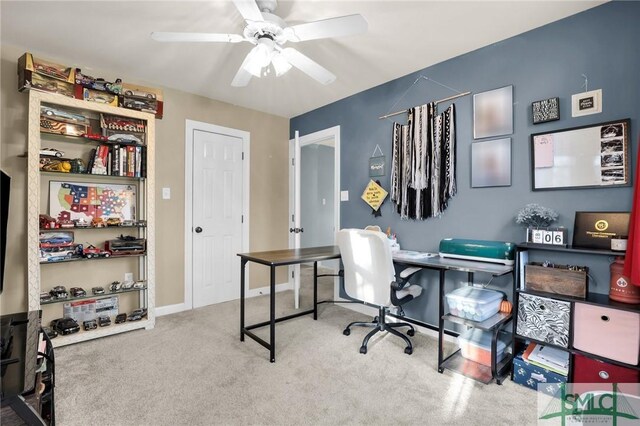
380 76 469 220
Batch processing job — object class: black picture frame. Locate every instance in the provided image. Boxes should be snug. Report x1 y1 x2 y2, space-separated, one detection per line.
532 97 560 124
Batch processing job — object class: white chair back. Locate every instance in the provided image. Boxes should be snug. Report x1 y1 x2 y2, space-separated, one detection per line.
336 229 395 306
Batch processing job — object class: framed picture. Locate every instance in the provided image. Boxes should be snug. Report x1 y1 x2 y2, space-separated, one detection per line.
473 85 513 139
471 138 512 188
571 89 602 117
532 97 560 124
49 181 136 221
369 156 385 177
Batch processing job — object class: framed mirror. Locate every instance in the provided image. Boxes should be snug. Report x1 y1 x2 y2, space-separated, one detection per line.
530 118 630 191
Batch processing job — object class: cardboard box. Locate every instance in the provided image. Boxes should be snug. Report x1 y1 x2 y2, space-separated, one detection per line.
572 211 630 250
121 83 163 102
19 52 75 83
95 296 119 318
20 71 75 97
40 118 88 137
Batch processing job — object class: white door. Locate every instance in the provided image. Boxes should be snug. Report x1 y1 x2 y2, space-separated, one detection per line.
192 129 244 307
289 126 340 308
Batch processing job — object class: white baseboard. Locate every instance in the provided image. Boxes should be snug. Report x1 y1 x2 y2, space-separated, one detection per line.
155 302 188 317
155 282 291 317
340 302 457 344
246 281 292 298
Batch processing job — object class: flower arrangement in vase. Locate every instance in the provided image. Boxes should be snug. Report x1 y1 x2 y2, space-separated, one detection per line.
515 203 559 242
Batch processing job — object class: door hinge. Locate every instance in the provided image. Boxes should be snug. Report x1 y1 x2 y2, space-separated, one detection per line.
292 271 294 278
291 214 294 222
241 215 244 223
242 152 244 160
291 158 295 166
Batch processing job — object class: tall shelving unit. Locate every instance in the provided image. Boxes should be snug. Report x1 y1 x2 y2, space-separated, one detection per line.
26 90 155 347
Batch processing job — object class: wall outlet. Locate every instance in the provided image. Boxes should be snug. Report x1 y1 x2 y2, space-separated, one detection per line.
340 191 349 201
162 187 171 199
124 272 134 283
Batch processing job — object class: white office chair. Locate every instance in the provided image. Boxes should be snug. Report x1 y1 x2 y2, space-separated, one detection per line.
336 229 423 355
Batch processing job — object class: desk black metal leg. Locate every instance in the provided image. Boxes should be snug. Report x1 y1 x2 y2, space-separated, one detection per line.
240 259 247 342
313 261 318 320
437 269 445 373
270 265 276 363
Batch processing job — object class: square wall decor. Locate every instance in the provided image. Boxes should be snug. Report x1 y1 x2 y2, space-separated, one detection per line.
473 85 513 139
471 138 512 188
572 89 602 117
532 97 560 124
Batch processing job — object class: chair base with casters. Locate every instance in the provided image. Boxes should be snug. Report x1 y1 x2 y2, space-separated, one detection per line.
343 266 422 355
343 305 416 355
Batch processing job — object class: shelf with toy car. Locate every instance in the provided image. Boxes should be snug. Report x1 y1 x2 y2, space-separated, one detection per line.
49 318 153 348
40 282 147 305
39 252 145 264
40 170 145 181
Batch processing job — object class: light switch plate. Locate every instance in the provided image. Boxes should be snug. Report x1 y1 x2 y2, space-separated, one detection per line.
162 187 171 199
340 191 349 201
124 272 133 283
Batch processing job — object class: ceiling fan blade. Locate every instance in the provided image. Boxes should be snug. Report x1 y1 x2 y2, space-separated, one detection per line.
232 0 264 22
231 48 260 87
151 32 245 43
280 48 336 85
284 14 367 42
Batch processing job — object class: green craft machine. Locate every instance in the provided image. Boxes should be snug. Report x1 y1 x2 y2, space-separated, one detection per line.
438 238 516 266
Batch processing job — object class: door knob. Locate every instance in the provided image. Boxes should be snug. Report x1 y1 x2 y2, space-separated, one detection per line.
195 227 203 233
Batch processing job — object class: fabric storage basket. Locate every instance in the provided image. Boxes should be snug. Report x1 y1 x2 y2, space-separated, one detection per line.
572 303 640 365
516 293 570 347
573 354 640 383
445 287 504 322
457 328 509 366
513 352 567 396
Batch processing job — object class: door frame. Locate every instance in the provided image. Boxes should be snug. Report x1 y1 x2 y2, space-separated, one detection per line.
184 119 250 311
288 125 341 303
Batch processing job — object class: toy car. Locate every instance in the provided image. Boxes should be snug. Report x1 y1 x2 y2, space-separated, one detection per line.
98 316 111 327
123 98 154 111
107 134 142 145
86 78 108 91
34 63 69 80
70 287 86 297
74 218 91 228
50 286 68 299
115 313 127 324
121 279 135 290
40 106 86 123
106 79 123 95
50 318 80 335
123 88 156 99
131 308 148 318
106 218 122 227
91 217 106 228
40 244 83 262
59 219 75 228
81 133 108 142
83 320 98 331
39 232 73 248
89 94 110 103
132 281 146 289
40 292 53 302
74 68 95 86
121 220 136 227
109 281 122 292
83 244 111 259
42 327 58 339
92 286 105 295
127 313 143 321
40 148 64 158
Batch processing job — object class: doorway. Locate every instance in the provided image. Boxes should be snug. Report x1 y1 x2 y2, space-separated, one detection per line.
185 120 249 310
289 126 340 308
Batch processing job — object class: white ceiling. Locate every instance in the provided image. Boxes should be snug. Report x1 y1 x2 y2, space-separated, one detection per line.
1 1 604 118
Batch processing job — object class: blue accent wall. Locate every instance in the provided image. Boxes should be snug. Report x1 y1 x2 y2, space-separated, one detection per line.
291 2 640 326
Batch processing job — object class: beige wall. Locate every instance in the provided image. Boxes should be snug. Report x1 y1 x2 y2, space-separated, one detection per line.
0 44 289 314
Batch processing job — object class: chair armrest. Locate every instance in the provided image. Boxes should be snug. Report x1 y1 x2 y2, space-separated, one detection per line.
399 267 422 279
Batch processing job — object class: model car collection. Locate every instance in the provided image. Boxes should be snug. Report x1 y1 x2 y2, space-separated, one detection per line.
82 244 111 259
70 287 87 297
98 316 111 327
115 313 127 324
107 133 142 144
106 218 122 226
92 286 105 295
42 327 58 339
83 320 98 331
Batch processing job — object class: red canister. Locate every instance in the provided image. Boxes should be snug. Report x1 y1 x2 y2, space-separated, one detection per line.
610 257 640 304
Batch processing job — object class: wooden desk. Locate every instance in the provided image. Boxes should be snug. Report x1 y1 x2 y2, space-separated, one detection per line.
237 246 341 362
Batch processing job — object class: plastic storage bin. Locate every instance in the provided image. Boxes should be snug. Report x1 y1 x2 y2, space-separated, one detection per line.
445 287 504 322
457 328 509 366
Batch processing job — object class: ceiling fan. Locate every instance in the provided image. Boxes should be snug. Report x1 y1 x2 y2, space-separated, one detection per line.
151 0 367 87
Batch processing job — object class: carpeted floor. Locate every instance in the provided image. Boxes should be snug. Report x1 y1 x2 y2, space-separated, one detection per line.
53 269 539 425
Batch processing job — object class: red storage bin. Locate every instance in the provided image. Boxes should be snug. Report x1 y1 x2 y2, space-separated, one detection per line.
573 354 639 383
573 303 640 365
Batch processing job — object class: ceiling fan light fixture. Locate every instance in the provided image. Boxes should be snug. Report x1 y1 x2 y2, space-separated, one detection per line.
272 52 292 77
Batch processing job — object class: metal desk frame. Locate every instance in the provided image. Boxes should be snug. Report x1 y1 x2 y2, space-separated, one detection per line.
238 246 341 362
